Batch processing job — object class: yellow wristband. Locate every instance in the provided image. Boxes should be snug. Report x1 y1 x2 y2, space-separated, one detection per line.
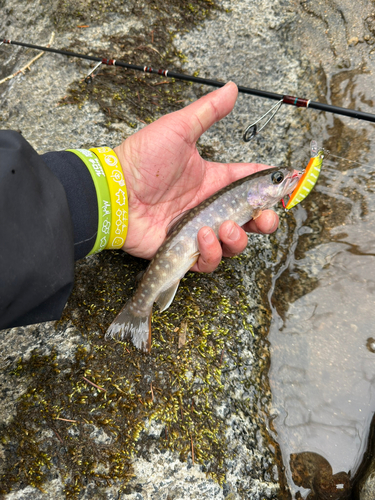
90 147 129 249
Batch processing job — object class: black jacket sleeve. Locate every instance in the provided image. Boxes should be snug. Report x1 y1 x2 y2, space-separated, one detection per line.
0 130 98 330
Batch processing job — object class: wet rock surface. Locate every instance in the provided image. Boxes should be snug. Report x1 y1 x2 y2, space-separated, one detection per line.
1 0 375 499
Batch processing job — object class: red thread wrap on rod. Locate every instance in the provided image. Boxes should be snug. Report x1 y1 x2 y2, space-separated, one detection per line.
283 95 310 107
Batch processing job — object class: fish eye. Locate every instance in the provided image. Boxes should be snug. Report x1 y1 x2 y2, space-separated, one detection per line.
271 171 284 184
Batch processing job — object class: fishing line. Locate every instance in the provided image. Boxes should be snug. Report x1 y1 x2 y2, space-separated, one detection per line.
325 152 366 166
2 37 375 140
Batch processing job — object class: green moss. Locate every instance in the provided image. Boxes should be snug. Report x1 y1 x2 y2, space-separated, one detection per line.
0 250 257 497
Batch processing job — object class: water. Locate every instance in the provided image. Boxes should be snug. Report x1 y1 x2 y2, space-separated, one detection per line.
269 214 375 498
266 2 375 497
266 15 375 500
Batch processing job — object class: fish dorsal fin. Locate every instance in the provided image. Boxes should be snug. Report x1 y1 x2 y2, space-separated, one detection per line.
135 270 145 282
166 209 191 236
156 280 181 312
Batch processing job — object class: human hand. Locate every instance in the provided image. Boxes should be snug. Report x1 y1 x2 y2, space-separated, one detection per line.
114 82 279 272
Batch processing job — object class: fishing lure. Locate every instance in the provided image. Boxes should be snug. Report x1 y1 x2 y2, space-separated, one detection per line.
285 141 324 210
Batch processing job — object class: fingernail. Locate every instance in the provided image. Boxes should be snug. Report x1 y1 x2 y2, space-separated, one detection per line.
228 223 240 241
203 228 215 244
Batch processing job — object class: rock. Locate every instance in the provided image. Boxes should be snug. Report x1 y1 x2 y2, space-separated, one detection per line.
0 0 332 498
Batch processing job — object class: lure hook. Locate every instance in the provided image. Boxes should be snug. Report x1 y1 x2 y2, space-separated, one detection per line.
84 60 103 83
310 139 318 157
243 99 283 142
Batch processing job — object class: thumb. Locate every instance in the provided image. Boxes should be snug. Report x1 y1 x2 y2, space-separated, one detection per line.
177 81 238 144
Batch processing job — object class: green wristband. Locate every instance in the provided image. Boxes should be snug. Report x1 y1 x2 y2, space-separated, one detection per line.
67 149 111 255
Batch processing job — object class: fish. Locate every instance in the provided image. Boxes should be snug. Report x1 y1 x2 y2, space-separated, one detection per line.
106 166 302 352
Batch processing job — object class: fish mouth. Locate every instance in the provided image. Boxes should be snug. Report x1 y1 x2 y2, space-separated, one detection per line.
281 169 302 198
289 169 302 188
292 169 303 179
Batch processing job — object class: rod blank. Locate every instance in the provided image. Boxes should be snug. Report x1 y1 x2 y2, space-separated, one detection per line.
2 38 375 124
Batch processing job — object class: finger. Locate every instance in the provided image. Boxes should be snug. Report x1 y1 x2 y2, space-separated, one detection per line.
243 209 279 234
219 221 248 258
191 227 222 273
177 81 239 144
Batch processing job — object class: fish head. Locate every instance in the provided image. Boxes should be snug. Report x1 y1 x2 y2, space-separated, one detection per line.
247 167 302 210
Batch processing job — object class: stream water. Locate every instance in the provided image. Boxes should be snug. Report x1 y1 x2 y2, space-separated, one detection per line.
268 2 375 498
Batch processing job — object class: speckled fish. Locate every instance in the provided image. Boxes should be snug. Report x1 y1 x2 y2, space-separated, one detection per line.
106 166 302 352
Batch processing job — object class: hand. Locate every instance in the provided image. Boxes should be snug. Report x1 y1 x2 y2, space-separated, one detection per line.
114 82 279 272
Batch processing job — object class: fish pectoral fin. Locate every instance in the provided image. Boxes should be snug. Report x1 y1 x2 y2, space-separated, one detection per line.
252 209 263 220
156 280 181 312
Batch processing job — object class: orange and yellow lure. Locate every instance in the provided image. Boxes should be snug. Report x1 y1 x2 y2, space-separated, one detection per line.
285 143 324 210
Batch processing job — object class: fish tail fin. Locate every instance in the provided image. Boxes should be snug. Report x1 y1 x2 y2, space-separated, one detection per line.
106 300 152 353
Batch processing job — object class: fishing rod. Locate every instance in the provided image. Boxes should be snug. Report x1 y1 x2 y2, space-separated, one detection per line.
2 37 375 140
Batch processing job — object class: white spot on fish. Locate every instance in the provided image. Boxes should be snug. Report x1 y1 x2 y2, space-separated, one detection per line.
155 265 160 270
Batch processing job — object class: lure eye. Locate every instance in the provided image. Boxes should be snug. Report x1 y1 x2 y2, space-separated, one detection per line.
271 171 284 184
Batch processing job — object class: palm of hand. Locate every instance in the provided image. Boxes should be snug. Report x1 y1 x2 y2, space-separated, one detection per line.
115 113 235 259
114 83 277 263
